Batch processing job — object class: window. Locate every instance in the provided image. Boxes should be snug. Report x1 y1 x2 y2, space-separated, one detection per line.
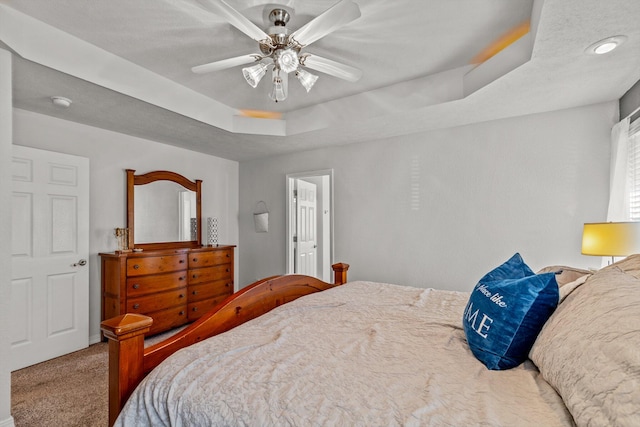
629 119 640 220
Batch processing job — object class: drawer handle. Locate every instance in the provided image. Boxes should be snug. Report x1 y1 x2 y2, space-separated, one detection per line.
133 264 140 270
179 311 184 316
225 283 230 287
192 290 198 295
226 253 230 258
179 259 185 263
132 284 140 289
192 307 198 312
192 274 198 279
226 268 230 273
179 276 185 281
179 294 185 299
192 258 198 262
133 303 140 309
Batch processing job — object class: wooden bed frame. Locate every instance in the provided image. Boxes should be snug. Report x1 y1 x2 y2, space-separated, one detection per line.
100 263 349 426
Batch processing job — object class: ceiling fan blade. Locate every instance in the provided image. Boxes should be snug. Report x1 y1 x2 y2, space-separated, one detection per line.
290 0 361 47
303 54 362 82
192 54 261 74
197 0 270 42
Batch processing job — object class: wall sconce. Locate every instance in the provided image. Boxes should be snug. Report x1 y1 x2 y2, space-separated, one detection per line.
253 201 269 233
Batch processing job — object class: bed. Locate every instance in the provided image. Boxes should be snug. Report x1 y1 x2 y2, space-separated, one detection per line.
101 256 640 426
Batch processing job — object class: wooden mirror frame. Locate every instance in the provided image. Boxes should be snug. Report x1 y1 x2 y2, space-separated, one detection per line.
126 169 202 250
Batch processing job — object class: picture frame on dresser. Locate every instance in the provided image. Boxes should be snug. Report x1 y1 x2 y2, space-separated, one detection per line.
100 170 235 338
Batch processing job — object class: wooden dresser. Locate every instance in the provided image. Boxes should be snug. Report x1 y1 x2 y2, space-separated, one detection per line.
100 245 234 336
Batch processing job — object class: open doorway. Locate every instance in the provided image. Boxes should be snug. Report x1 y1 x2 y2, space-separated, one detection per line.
286 170 333 282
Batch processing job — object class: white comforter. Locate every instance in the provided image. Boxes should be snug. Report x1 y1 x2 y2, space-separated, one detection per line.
116 281 574 426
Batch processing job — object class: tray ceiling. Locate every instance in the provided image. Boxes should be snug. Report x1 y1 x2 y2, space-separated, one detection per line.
3 0 640 161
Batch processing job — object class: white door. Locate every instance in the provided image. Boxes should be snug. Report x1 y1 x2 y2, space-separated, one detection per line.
295 179 317 277
11 145 90 371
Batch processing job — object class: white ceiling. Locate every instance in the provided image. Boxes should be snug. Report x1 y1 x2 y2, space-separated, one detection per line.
3 0 640 161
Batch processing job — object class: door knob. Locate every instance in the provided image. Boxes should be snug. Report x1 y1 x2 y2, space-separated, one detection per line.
72 259 87 267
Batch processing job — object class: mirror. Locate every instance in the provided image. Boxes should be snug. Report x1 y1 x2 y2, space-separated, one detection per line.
126 169 202 250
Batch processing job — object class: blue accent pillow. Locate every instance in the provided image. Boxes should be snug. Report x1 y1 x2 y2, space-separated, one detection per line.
462 253 559 370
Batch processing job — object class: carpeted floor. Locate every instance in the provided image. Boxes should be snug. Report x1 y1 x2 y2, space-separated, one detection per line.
11 342 109 427
10 329 183 426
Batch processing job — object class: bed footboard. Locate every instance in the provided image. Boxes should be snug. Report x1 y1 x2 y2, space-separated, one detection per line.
100 263 349 426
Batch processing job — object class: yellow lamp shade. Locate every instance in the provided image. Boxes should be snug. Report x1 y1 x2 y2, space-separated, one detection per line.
581 222 640 256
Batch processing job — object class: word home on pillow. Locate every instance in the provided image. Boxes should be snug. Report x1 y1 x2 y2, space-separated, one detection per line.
463 253 558 370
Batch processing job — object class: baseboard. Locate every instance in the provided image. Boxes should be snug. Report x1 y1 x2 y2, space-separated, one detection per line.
0 415 15 427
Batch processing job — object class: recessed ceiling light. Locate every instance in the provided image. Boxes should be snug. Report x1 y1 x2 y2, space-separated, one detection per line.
51 96 72 108
585 35 627 55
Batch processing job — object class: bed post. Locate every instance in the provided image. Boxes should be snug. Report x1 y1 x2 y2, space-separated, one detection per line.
101 313 153 427
332 262 349 285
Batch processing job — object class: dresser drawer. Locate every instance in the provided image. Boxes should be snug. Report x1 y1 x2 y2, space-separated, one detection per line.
189 264 232 285
126 271 187 297
188 249 233 268
127 254 187 276
189 279 232 302
127 287 187 313
147 306 188 336
187 294 229 321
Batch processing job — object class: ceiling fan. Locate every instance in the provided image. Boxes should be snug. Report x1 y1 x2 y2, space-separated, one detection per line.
192 0 363 102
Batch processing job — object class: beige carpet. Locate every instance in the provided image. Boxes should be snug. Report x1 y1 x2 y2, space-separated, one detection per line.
10 328 184 426
11 343 109 427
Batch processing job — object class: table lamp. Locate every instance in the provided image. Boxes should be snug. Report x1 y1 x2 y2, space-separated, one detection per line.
581 222 640 264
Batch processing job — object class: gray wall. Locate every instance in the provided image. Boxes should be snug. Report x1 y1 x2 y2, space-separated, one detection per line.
12 109 239 344
239 102 616 291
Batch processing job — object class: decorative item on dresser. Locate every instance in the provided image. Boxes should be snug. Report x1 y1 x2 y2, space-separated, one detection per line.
100 169 235 337
207 217 218 246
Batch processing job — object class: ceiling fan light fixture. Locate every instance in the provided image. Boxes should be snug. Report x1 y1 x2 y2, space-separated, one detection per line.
242 62 268 88
269 69 287 102
192 0 363 102
276 48 299 74
296 68 318 92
